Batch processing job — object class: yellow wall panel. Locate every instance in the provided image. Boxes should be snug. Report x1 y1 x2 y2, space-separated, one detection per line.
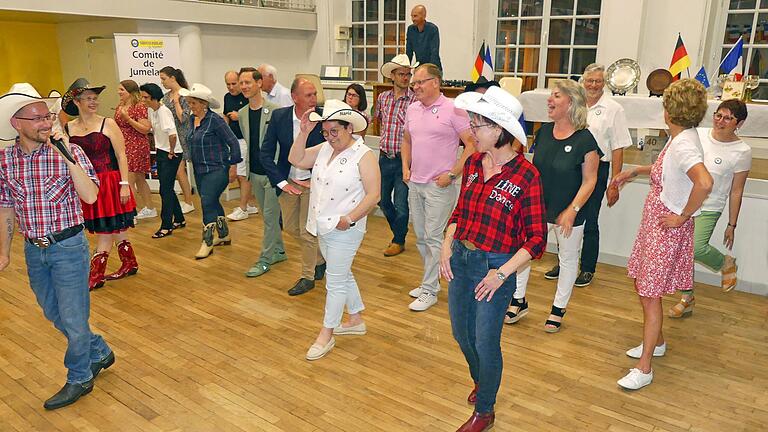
0 21 65 95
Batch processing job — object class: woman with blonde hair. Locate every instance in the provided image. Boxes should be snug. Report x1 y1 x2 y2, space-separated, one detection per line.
505 79 600 332
611 78 713 389
115 79 155 221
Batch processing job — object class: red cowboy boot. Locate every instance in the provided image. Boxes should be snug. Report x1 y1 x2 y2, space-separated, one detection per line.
104 240 138 281
467 382 479 404
457 411 495 432
89 252 109 291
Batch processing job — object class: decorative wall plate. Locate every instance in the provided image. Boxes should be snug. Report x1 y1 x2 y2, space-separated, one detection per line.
646 69 673 97
606 58 641 95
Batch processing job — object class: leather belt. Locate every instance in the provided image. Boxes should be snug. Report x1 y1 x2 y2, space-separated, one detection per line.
380 151 401 159
26 224 84 249
460 239 478 251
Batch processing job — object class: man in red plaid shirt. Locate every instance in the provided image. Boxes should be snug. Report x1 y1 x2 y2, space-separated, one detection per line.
375 54 417 257
0 83 114 410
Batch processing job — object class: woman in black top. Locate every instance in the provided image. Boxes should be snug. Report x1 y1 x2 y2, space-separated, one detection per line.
505 79 600 333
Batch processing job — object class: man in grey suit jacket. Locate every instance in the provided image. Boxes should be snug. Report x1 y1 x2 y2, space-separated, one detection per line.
237 68 286 277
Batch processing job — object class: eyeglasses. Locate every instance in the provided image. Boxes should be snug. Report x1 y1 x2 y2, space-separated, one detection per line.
345 93 360 98
469 122 496 132
321 128 341 138
584 79 604 85
77 96 99 103
412 77 437 87
394 72 413 78
14 113 57 122
713 112 736 122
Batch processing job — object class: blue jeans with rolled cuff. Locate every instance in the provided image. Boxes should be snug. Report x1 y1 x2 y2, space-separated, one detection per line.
448 240 516 414
23 230 112 384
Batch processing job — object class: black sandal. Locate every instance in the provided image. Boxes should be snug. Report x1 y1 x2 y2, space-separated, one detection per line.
544 305 566 333
504 297 528 324
152 229 173 239
172 221 186 230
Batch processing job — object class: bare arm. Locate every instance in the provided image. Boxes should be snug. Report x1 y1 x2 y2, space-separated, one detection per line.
120 105 151 134
724 171 749 249
288 108 322 169
53 131 99 203
104 118 131 182
680 163 713 218
0 207 13 271
401 130 412 181
611 148 624 179
571 150 600 210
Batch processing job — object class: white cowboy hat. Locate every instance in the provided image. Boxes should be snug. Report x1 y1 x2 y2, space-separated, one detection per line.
179 83 221 110
454 86 528 147
0 83 58 141
380 53 419 80
308 99 369 133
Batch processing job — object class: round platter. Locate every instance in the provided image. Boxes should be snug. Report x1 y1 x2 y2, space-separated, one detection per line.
606 58 641 94
646 69 674 96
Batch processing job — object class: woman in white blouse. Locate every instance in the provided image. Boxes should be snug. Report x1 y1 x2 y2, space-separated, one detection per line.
289 100 381 361
669 99 751 318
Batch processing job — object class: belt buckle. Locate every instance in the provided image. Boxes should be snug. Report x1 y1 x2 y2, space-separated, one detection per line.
32 237 51 248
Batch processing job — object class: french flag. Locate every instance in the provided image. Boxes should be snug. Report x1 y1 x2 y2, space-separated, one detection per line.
720 37 744 80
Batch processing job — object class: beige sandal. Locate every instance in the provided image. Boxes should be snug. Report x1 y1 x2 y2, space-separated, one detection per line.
668 296 695 318
721 255 738 293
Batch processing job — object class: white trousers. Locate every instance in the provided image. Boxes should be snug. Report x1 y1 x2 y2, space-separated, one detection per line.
318 228 366 329
515 223 585 309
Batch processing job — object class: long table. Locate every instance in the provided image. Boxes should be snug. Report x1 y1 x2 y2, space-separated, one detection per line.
519 89 768 138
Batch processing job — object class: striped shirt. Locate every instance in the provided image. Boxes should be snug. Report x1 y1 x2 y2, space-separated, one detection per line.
186 109 243 174
374 88 415 155
0 141 98 239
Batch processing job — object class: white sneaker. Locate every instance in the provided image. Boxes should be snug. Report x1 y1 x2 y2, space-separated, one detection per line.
226 207 249 221
409 292 437 311
617 368 653 390
626 342 667 359
136 207 157 219
180 202 195 214
246 205 260 215
408 287 424 298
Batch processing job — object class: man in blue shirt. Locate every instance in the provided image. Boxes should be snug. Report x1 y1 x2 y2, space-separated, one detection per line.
406 5 442 71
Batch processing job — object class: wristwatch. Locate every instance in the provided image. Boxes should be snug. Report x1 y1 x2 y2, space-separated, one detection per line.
448 172 457 180
496 271 507 281
572 205 581 212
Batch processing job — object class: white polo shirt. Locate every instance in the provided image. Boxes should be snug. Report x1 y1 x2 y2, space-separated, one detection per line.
697 127 752 213
148 105 179 153
587 93 633 163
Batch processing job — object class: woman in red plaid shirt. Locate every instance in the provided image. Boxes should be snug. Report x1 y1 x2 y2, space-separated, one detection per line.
439 86 547 432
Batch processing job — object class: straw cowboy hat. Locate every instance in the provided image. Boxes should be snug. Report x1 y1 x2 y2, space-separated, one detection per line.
308 99 369 133
454 86 527 147
0 83 58 140
179 83 221 110
61 78 106 117
381 53 420 80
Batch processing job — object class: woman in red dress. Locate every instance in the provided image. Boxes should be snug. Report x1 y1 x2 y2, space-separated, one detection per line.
62 78 138 291
115 80 155 219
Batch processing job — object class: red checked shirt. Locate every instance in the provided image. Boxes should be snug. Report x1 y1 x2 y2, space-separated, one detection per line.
0 141 98 239
448 152 547 257
374 88 415 155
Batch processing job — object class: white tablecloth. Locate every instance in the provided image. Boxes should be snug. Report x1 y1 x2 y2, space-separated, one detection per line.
519 89 768 138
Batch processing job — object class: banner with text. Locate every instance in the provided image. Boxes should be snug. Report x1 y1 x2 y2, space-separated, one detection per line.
114 34 180 86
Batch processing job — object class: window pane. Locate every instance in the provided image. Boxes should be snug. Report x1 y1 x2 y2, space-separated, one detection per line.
574 18 599 45
748 47 768 77
353 0 364 22
384 0 397 21
572 49 597 74
384 23 398 45
521 75 538 92
384 47 398 63
763 0 768 7
724 13 754 43
399 0 406 20
353 70 365 81
520 19 542 44
498 0 520 17
366 24 378 45
757 13 768 43
353 48 364 68
366 70 379 82
518 47 540 72
547 48 571 73
366 0 379 21
752 82 768 100
399 23 406 45
366 48 378 68
495 47 516 73
497 20 518 45
576 0 602 15
729 0 756 9
551 0 574 16
549 19 572 45
352 25 364 46
521 0 543 16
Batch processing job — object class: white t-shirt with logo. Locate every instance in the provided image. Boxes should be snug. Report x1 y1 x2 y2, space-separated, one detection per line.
697 127 752 212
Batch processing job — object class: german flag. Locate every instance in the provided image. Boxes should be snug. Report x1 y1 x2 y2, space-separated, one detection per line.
669 34 691 81
471 41 486 82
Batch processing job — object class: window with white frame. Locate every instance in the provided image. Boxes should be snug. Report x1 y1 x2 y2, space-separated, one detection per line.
351 0 407 82
494 0 601 91
720 0 768 99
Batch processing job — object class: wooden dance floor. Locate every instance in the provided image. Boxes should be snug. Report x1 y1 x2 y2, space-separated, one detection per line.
1 197 766 431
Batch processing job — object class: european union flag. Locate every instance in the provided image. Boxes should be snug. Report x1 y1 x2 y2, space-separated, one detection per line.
695 65 710 88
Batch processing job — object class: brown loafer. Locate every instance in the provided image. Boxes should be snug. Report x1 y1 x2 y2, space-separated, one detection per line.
383 243 405 257
457 411 495 432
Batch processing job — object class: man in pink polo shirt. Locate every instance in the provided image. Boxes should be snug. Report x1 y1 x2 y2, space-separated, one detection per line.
402 63 476 311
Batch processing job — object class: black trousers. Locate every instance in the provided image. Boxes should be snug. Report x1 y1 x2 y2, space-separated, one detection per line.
156 150 184 230
580 161 610 273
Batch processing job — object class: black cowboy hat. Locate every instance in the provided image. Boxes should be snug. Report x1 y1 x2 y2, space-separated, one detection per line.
464 76 501 93
61 78 106 116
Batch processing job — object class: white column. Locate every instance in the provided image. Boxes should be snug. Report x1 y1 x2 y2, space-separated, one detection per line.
173 23 203 84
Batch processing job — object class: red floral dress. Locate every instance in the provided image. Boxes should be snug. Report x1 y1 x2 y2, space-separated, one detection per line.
627 144 695 297
114 103 151 173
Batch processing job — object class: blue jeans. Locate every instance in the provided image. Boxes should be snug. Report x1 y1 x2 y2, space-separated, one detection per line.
23 231 112 384
448 240 516 414
194 167 229 225
378 154 409 245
